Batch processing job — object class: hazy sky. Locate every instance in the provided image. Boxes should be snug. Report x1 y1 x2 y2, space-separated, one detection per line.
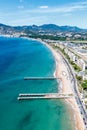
0 0 87 28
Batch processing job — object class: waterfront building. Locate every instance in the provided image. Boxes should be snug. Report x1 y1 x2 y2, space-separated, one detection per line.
77 59 86 71
67 50 76 62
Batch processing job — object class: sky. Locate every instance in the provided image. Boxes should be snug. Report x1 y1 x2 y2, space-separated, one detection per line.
0 0 87 28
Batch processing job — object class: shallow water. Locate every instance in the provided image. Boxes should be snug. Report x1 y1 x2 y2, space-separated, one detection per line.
0 37 75 130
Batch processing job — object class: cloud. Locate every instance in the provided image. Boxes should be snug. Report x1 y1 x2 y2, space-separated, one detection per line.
1 1 87 27
65 2 87 12
75 1 87 5
18 6 24 9
39 6 48 9
21 2 87 14
62 13 72 16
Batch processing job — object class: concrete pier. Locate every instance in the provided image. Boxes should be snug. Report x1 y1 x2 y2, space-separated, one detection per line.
18 93 73 100
24 77 57 80
19 93 72 96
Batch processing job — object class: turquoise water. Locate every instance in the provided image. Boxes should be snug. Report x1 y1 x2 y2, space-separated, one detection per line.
0 37 74 130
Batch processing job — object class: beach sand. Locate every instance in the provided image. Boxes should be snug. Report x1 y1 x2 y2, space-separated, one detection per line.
42 41 85 130
23 37 85 130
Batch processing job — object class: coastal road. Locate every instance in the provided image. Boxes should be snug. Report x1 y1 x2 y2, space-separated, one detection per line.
56 48 87 129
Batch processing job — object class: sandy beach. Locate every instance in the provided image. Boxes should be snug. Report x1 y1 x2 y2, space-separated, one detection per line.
22 37 85 130
41 40 85 130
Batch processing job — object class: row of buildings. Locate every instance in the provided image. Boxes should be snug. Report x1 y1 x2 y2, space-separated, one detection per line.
53 42 87 80
64 48 86 71
64 48 87 80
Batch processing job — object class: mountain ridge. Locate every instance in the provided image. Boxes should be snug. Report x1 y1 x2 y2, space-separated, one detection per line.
0 23 87 35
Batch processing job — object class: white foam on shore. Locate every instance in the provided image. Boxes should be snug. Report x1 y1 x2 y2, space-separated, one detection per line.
21 37 37 41
53 70 56 77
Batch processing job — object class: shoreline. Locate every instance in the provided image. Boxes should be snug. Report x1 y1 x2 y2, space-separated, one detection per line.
19 36 85 130
38 39 85 130
20 36 85 130
0 37 84 130
2 36 85 130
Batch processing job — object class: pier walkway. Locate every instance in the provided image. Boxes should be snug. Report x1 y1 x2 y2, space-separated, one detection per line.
18 93 73 100
24 77 58 80
17 77 73 100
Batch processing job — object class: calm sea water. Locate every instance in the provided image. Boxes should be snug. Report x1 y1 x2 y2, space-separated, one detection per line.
0 37 75 130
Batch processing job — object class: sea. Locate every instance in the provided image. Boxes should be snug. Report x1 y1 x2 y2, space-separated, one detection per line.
0 36 75 130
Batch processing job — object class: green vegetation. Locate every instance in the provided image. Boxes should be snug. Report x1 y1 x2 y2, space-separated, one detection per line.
76 75 82 81
29 34 67 41
76 77 87 91
81 80 87 90
85 70 87 74
61 48 71 61
61 50 81 71
21 32 87 42
71 62 81 72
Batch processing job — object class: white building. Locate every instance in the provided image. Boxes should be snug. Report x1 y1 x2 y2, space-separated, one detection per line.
77 59 85 71
68 51 76 62
64 48 68 54
64 48 76 62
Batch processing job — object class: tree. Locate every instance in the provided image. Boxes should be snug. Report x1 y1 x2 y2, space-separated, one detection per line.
81 80 87 90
